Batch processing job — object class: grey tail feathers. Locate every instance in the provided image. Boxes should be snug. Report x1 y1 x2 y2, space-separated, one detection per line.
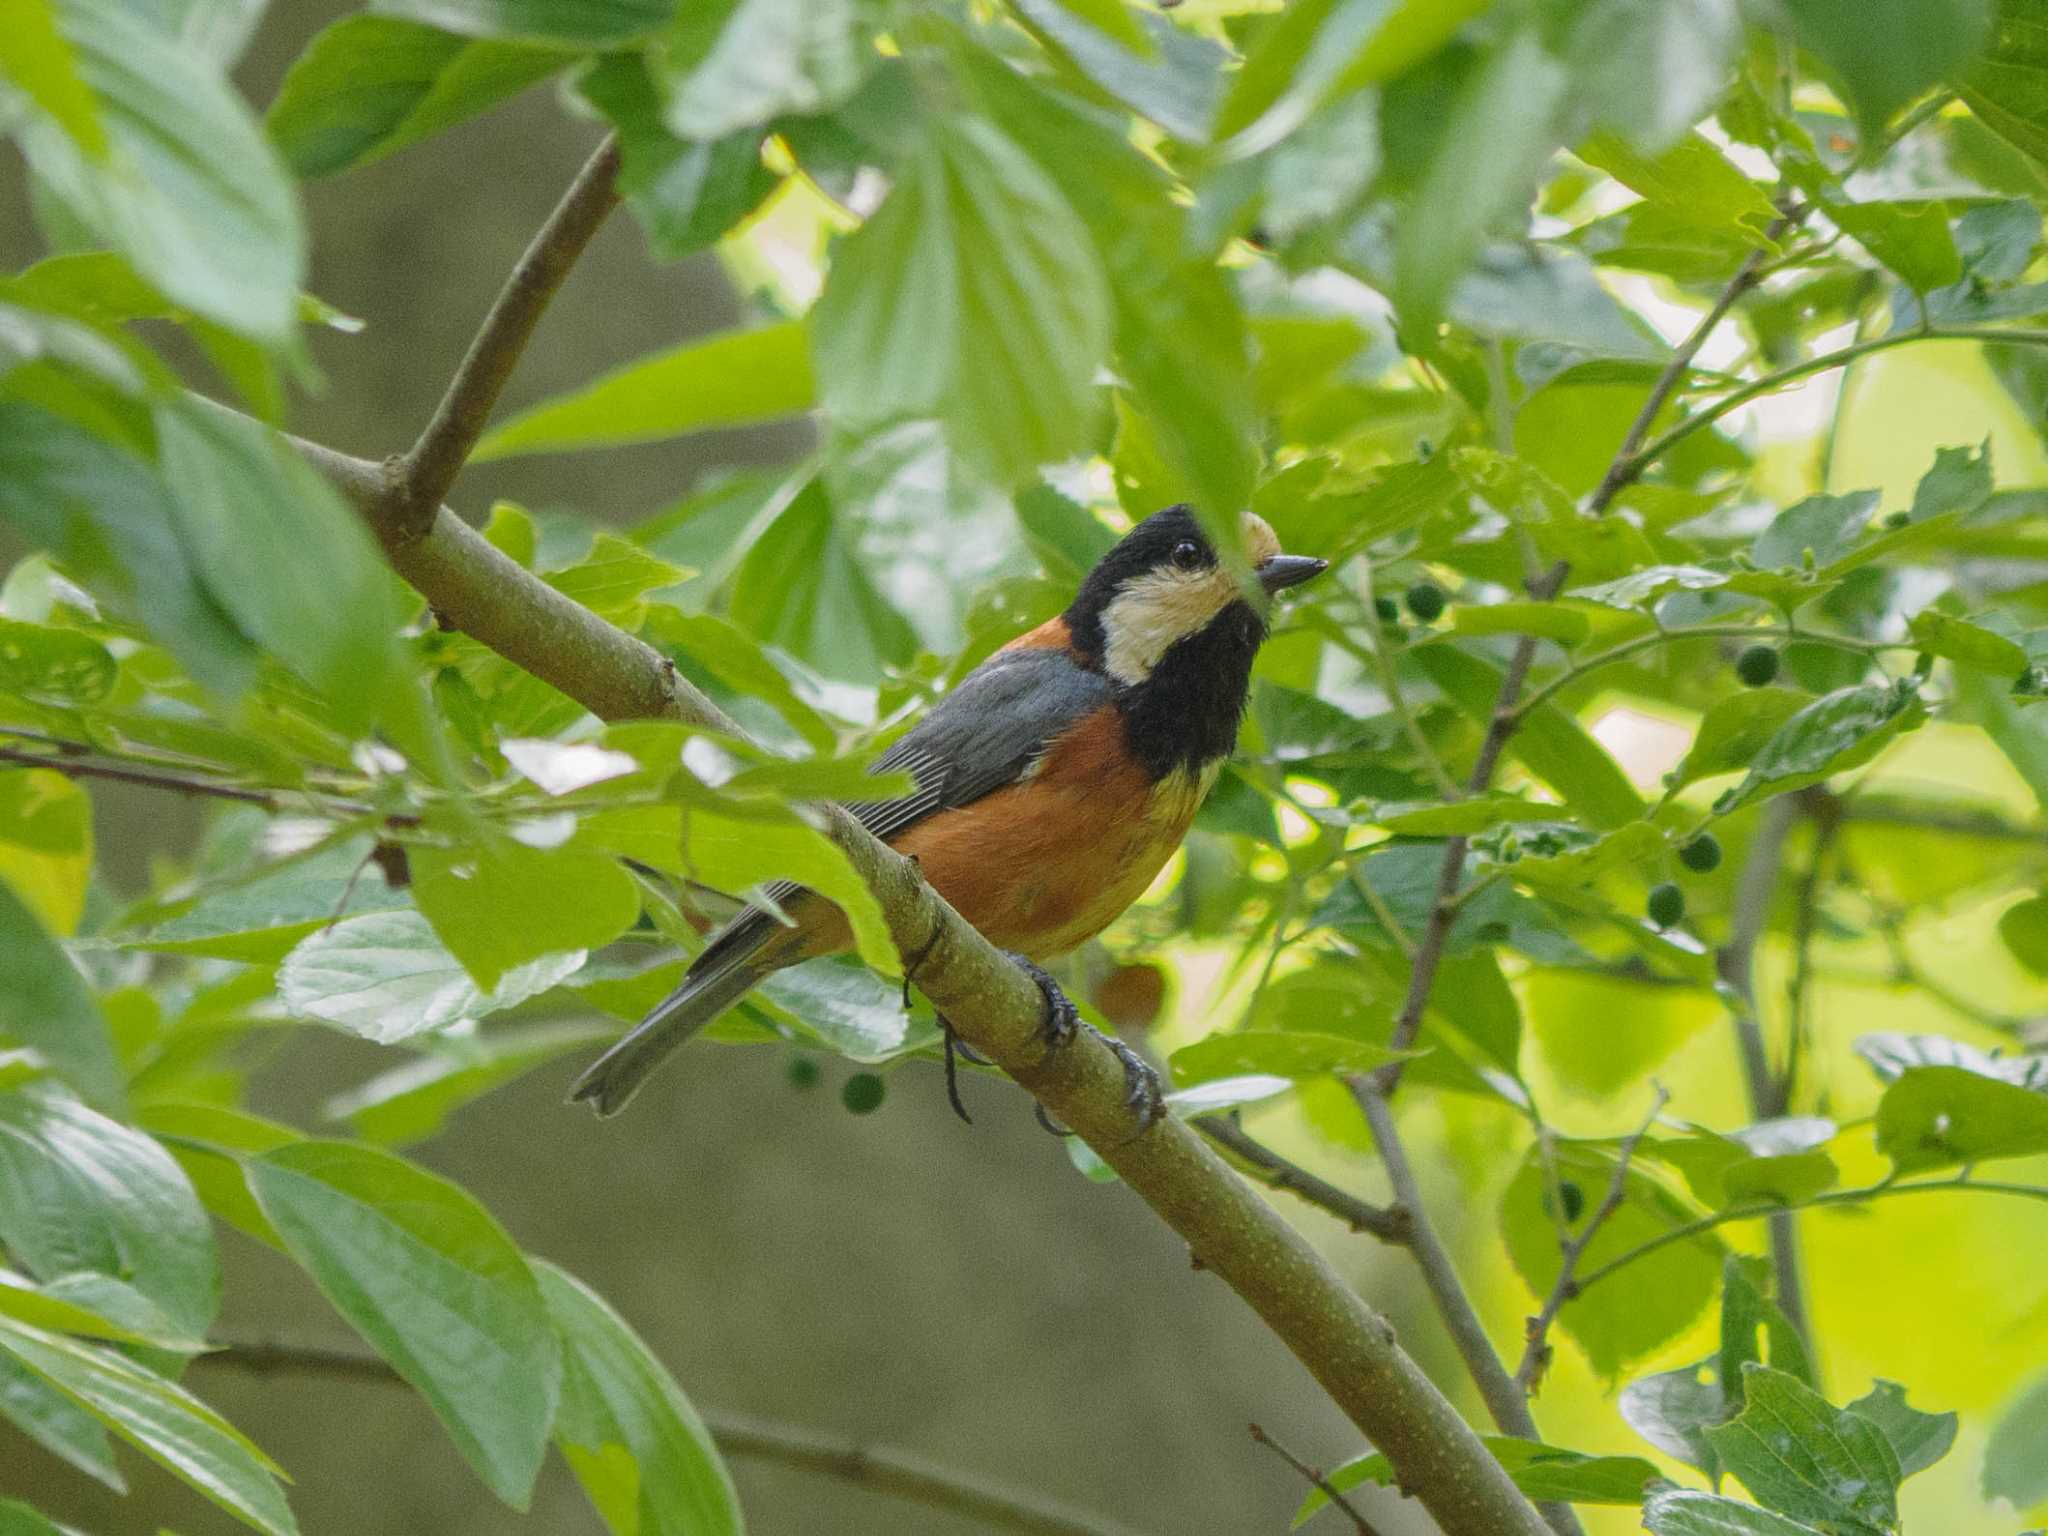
570 931 772 1116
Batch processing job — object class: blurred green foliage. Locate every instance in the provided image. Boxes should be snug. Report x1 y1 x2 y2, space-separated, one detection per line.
6 0 2048 1532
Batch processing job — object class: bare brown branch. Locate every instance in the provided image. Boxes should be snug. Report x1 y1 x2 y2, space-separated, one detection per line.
393 135 622 536
1195 1114 1409 1243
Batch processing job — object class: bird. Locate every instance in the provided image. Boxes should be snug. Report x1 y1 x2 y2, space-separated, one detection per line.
572 505 1327 1118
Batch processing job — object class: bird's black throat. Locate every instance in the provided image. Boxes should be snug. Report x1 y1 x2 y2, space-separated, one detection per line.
1095 599 1265 781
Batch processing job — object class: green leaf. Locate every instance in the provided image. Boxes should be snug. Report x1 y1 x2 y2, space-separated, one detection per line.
156 401 406 734
0 1318 296 1536
132 834 407 965
1963 4 2048 167
968 54 1257 530
279 909 590 1043
1295 1435 1658 1525
1501 1143 1724 1376
0 1347 122 1489
267 15 569 178
1832 198 1964 291
1376 794 1559 835
0 616 114 702
0 1269 205 1353
1874 1062 2048 1171
1908 608 2029 672
0 1497 73 1536
811 114 1111 488
2001 891 2048 972
325 1023 623 1145
1168 1030 1410 1086
1642 1488 1825 1536
476 321 812 459
1005 0 1223 144
0 1084 218 1338
677 806 897 976
1409 644 1643 828
0 881 120 1107
1751 492 1877 570
134 1102 299 1251
1030 0 1147 54
1669 689 1813 794
1706 1364 1901 1532
1718 1255 1814 1404
1623 1359 1727 1479
536 1260 743 1536
369 0 671 46
1217 0 1486 151
247 1141 562 1508
412 838 638 992
753 959 937 1063
1448 601 1594 646
19 0 303 343
728 476 918 682
1845 1380 1956 1481
574 52 778 263
1714 683 1927 813
1395 25 1569 339
0 0 106 157
658 0 867 139
1984 1370 2048 1509
1780 0 1992 135
0 404 259 698
1576 130 1778 236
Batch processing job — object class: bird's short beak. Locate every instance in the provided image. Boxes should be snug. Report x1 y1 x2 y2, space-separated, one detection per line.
1257 554 1329 594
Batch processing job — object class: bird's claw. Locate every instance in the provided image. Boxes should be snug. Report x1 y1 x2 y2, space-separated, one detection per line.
1001 952 1079 1056
1095 1025 1168 1138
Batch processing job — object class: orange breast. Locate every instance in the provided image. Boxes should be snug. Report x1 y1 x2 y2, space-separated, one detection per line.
890 706 1207 961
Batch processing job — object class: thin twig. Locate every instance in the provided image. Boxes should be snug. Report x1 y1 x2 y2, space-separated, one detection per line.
1610 324 2048 495
0 740 420 828
1513 1088 1670 1391
1717 796 1811 1347
1248 1423 1386 1536
1509 626 1896 724
1350 567 1461 801
1573 1175 2048 1296
394 135 622 534
1194 1115 1409 1243
1586 213 1793 516
199 1340 1146 1536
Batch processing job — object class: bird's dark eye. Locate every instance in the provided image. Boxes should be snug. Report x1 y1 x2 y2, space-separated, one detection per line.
1170 540 1203 570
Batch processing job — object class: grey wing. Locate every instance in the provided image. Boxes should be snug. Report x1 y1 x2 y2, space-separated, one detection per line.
848 646 1114 841
700 645 1112 955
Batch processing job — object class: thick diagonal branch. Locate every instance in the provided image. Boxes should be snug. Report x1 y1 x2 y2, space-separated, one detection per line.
262 142 1551 1536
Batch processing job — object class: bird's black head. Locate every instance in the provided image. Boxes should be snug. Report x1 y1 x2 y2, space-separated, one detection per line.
1063 506 1326 778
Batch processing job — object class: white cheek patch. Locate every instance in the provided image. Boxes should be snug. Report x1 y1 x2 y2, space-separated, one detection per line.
1100 566 1236 684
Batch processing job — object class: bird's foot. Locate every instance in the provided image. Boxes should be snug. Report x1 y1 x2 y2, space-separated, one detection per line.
1001 952 1079 1056
1092 1025 1168 1139
937 1018 980 1125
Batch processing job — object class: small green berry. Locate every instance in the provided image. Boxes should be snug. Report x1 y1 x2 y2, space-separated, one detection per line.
1559 1181 1585 1224
785 1055 820 1090
1736 645 1781 687
1374 596 1400 624
1405 581 1447 622
1678 834 1723 874
1647 881 1686 929
841 1072 886 1115
1884 510 1910 528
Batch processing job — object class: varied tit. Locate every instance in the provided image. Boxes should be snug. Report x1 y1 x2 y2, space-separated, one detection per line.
573 506 1327 1118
